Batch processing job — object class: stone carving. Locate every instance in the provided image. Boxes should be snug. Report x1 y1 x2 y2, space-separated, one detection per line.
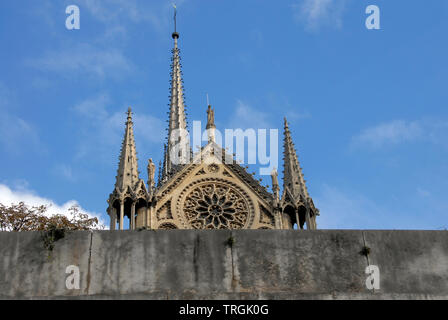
157 201 173 220
196 168 206 176
159 223 178 230
182 182 250 229
207 164 219 173
147 158 156 189
222 169 232 177
259 205 275 226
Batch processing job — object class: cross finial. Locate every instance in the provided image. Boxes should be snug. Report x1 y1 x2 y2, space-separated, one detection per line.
172 3 179 39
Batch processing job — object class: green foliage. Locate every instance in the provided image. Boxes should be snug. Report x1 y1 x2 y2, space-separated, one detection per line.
226 236 235 247
41 224 66 251
0 202 105 232
360 246 371 257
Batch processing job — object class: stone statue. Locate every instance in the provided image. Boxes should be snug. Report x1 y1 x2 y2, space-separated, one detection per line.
206 105 215 129
147 158 156 188
271 168 279 188
271 168 280 203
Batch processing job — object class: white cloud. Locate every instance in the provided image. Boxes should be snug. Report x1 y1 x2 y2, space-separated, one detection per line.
28 43 134 81
228 100 273 130
73 93 110 120
351 119 448 150
222 100 279 173
72 93 165 162
416 187 431 198
77 0 187 31
292 0 349 31
133 113 166 144
0 116 41 154
28 0 57 29
352 120 423 149
53 164 76 182
314 183 448 230
0 183 106 227
285 110 311 121
0 82 10 103
315 184 383 229
0 83 43 155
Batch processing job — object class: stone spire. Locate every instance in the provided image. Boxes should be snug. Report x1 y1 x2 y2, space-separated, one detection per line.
282 118 309 201
164 9 190 180
115 108 140 191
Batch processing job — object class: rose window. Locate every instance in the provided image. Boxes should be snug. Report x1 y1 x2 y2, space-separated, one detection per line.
183 183 249 229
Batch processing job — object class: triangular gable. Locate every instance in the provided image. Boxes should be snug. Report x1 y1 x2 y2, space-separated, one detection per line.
134 179 148 200
154 141 273 207
280 186 296 209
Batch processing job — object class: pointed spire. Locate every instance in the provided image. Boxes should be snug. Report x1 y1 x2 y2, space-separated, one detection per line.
282 118 309 200
163 6 190 181
168 35 186 135
115 107 140 191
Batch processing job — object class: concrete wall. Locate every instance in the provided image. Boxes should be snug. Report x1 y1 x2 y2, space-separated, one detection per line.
0 230 447 299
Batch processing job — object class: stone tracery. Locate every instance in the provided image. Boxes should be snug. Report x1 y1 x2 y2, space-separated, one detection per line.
182 182 251 229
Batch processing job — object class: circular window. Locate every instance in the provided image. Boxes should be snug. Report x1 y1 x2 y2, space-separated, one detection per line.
181 181 253 229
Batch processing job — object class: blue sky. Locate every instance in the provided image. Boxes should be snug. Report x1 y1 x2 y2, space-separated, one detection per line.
0 0 447 229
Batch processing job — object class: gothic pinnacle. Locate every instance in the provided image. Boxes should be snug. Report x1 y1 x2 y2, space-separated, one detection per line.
282 117 309 200
114 107 140 192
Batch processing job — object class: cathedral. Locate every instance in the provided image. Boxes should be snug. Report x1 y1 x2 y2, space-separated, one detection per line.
107 21 319 231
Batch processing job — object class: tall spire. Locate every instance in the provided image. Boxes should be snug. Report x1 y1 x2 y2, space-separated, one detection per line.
164 5 190 180
115 107 140 191
282 118 309 200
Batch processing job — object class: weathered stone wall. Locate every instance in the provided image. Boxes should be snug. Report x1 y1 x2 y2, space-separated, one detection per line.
0 230 447 299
